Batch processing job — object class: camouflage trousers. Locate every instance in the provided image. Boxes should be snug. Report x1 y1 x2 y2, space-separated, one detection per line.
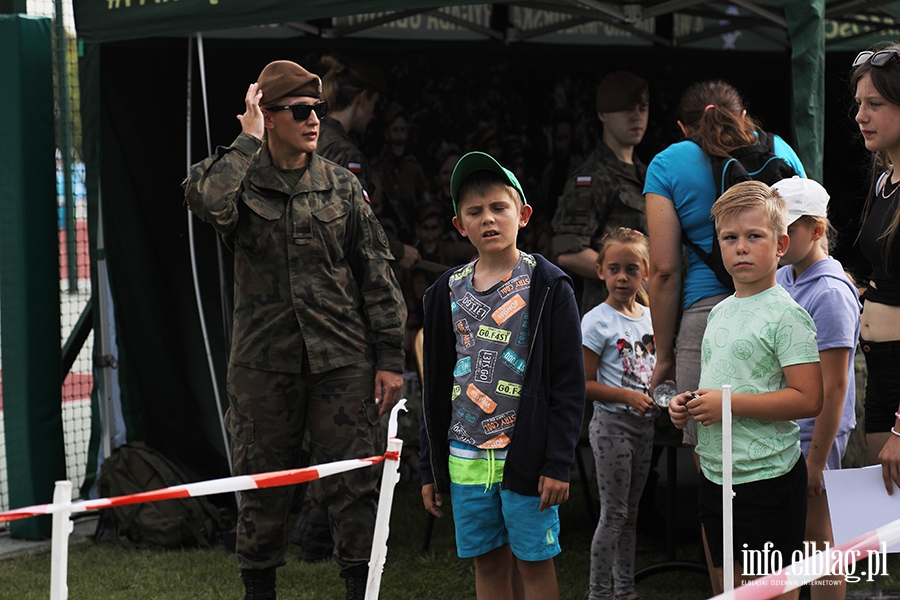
226 362 383 572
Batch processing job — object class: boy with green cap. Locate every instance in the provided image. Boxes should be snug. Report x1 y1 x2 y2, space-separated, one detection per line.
418 152 585 599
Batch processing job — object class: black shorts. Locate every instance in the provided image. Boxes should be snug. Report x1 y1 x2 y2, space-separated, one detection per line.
698 458 807 571
861 338 900 434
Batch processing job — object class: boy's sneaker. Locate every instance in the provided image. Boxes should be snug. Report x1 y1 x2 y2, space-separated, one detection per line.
241 567 276 600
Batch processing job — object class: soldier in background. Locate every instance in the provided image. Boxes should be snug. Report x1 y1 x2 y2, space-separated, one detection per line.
426 140 462 233
552 71 650 314
317 54 420 270
372 102 429 249
183 60 406 600
540 107 583 221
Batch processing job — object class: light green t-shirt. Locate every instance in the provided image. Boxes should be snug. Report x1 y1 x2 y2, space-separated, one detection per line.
696 285 819 485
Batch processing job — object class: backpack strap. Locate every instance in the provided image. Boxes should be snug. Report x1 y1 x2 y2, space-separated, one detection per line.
681 231 710 264
687 135 732 197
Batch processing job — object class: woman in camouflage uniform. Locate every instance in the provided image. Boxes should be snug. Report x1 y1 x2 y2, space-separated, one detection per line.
184 60 406 600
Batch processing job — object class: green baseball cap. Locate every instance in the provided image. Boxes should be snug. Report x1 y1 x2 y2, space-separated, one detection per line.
450 151 528 215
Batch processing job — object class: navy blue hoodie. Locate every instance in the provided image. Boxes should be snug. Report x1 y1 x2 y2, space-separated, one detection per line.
418 254 586 496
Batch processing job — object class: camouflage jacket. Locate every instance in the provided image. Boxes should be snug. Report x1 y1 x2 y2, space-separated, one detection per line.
372 148 428 244
183 132 406 375
317 116 374 194
551 140 647 311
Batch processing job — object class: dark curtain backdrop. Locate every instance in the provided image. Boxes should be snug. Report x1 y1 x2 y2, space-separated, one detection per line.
87 35 868 487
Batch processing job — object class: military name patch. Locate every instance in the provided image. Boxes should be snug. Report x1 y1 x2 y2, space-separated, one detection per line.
576 176 592 186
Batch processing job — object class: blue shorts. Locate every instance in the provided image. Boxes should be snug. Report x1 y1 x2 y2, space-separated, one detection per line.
448 441 561 561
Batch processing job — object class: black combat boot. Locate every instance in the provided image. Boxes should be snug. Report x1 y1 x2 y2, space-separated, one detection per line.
342 565 367 600
290 508 333 563
241 567 276 600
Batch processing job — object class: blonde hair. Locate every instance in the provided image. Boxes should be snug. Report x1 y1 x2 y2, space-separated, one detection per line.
792 214 837 255
711 181 787 238
596 227 650 305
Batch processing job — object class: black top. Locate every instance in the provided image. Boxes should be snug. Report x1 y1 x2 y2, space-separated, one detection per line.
859 171 900 306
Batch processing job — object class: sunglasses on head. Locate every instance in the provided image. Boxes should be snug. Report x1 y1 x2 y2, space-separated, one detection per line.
853 50 900 68
267 101 328 122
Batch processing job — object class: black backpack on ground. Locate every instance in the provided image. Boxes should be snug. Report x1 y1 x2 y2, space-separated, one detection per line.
94 441 222 550
684 132 798 291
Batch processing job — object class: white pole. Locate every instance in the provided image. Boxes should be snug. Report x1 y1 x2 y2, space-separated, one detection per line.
49 481 74 600
365 399 408 600
187 33 233 478
722 384 734 592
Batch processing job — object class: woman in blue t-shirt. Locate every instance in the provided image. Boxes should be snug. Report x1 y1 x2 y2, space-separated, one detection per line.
644 80 806 426
643 80 805 595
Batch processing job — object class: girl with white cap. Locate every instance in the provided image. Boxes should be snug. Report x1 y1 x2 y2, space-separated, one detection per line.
774 176 861 600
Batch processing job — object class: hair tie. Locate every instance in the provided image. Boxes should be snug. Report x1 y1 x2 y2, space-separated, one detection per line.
705 104 715 111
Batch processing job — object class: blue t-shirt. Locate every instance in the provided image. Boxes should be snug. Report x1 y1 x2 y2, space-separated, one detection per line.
643 135 806 309
776 258 861 441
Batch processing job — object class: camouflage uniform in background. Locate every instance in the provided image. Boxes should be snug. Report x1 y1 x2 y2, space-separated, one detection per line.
183 131 406 574
552 140 648 314
318 115 374 193
371 148 428 247
318 115 410 265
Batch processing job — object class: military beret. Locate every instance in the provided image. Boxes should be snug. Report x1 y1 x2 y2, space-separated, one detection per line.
596 71 649 113
383 102 407 127
258 60 321 107
417 201 446 223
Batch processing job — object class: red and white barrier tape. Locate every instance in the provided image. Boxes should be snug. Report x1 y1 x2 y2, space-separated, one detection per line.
0 450 400 524
712 516 900 600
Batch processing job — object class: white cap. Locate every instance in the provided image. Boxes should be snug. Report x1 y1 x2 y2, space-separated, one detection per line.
771 176 829 225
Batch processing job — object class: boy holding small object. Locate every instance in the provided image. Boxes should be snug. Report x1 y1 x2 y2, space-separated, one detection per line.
668 181 823 598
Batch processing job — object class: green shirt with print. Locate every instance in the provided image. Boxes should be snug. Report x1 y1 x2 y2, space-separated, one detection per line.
696 285 819 485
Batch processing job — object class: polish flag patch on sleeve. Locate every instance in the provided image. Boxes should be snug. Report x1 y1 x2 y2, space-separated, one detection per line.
348 162 362 174
576 176 592 186
363 190 371 203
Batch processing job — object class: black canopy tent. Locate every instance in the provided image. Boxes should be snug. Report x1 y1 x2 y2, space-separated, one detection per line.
70 0 899 491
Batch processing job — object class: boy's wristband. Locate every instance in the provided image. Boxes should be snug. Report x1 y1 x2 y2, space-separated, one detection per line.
891 427 900 438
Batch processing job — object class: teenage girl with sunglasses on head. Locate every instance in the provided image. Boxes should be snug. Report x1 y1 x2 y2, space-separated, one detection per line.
580 228 655 600
851 45 900 495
